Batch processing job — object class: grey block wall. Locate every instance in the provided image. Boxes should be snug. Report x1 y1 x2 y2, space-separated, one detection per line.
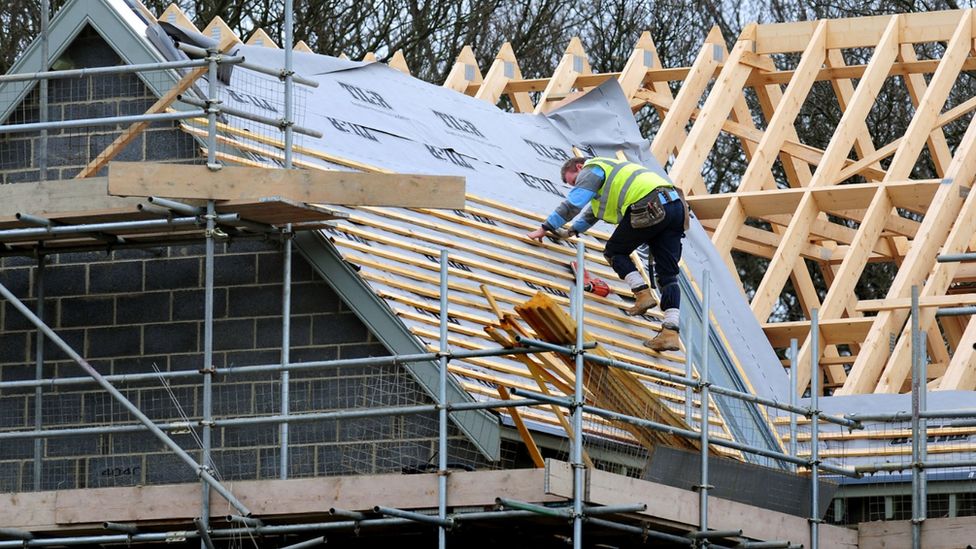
0 25 199 182
0 242 494 492
0 26 501 493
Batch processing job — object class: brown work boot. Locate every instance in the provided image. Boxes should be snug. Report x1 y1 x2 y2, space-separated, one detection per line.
644 325 681 352
623 288 657 316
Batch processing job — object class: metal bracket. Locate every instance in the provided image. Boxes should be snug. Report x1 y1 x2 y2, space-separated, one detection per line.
165 531 190 542
205 227 229 240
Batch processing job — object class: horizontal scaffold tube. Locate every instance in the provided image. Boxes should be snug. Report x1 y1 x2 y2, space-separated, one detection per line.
0 56 244 83
584 517 692 545
848 408 976 422
856 458 976 474
179 96 322 138
0 214 238 240
0 110 208 135
515 336 860 429
0 398 549 440
0 346 544 390
508 387 859 478
177 42 319 87
936 306 976 317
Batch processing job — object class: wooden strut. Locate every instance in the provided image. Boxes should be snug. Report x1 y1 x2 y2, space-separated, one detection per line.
77 41 237 179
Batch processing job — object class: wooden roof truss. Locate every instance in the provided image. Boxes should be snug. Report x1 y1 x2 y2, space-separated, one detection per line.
154 5 976 398
436 11 976 397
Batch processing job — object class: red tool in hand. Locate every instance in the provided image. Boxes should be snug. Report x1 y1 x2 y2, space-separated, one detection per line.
571 261 611 298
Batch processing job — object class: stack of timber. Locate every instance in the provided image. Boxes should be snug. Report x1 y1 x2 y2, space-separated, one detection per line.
514 291 712 455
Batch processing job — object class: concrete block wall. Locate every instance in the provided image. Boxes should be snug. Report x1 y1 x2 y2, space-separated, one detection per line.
0 25 199 182
0 25 500 493
0 241 493 492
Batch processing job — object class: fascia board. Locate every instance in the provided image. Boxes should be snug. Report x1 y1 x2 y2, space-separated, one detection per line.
294 230 502 461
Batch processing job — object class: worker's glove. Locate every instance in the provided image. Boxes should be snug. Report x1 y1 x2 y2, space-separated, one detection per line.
547 227 578 240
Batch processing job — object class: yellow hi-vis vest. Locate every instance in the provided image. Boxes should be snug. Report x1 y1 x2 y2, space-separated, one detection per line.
583 157 674 224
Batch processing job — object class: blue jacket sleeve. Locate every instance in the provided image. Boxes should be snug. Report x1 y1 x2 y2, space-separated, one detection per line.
544 186 597 229
541 166 604 230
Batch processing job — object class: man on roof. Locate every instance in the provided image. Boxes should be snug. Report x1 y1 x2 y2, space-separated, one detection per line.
526 156 688 352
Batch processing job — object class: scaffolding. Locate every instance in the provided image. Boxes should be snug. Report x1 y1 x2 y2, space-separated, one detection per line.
1 2 975 549
0 226 861 548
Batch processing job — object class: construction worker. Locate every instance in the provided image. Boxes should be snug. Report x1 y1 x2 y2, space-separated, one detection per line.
526 156 688 352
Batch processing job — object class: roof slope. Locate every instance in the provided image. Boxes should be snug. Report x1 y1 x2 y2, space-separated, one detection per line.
169 40 786 458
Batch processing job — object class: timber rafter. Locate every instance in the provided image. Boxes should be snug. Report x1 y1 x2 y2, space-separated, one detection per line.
153 5 976 399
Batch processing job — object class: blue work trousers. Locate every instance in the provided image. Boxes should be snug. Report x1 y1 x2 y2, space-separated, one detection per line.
603 199 685 311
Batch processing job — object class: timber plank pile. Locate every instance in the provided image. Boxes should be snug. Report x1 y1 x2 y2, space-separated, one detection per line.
514 291 708 454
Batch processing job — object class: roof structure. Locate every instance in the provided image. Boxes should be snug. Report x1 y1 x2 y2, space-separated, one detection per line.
147 22 794 462
7 2 976 546
119 3 976 469
152 5 976 396
5 0 976 474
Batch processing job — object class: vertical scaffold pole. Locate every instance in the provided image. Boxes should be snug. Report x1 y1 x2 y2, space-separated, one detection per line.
199 42 221 545
572 240 586 549
279 226 292 479
32 256 45 490
438 251 450 549
789 338 798 471
279 0 295 478
206 46 220 170
910 286 922 549
810 308 821 549
698 272 711 544
685 280 695 424
283 0 295 168
200 200 217 546
39 0 49 181
920 335 928 534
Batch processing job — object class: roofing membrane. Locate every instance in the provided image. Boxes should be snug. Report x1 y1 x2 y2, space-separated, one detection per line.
176 40 778 458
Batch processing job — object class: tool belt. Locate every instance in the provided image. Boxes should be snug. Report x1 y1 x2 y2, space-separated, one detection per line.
630 187 684 229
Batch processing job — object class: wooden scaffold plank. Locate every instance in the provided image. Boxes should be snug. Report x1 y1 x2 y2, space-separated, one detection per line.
107 162 466 209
